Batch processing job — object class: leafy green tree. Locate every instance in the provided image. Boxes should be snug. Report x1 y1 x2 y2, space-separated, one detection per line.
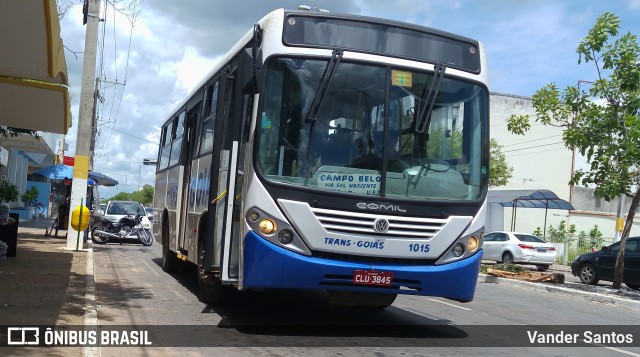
577 231 589 250
506 12 640 288
0 181 19 203
532 227 543 237
546 220 576 244
489 139 513 187
588 225 605 250
423 126 512 187
108 192 133 201
104 185 154 205
132 185 154 205
20 186 39 205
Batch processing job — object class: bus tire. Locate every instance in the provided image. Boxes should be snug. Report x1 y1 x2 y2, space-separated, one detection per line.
197 238 229 306
161 222 179 273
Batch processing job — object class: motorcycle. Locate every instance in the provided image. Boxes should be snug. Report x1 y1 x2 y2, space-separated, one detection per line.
90 212 153 246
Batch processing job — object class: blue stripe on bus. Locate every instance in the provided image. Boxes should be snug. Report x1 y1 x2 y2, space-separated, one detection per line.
242 231 481 301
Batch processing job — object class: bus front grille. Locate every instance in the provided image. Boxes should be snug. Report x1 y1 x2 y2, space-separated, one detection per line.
310 207 447 239
312 250 436 265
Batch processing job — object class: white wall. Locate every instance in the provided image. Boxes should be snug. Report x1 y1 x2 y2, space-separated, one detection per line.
489 93 639 241
490 93 573 200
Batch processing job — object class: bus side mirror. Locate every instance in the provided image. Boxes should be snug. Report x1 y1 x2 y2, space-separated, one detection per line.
239 48 263 94
239 25 263 94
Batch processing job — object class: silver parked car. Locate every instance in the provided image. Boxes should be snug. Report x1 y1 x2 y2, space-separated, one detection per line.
144 206 153 222
482 231 557 271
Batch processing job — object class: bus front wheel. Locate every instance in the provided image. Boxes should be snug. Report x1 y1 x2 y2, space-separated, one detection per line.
197 237 231 306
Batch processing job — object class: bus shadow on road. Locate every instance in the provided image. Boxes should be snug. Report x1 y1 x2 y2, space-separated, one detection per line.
212 289 464 341
150 257 467 342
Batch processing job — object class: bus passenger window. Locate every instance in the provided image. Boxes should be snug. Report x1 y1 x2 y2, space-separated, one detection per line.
208 81 219 116
176 111 186 138
199 115 215 154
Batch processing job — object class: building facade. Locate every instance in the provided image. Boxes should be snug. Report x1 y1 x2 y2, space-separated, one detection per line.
488 92 639 240
0 130 62 219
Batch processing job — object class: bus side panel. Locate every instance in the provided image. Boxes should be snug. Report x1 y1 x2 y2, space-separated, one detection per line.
152 170 169 244
243 231 481 301
185 155 213 265
165 165 183 252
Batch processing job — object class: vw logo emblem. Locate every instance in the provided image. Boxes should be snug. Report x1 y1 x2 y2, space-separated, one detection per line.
373 218 389 233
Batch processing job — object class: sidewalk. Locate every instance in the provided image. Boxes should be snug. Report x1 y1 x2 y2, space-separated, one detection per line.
480 260 640 310
0 217 87 326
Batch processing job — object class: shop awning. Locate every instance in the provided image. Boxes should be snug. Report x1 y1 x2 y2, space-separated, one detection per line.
0 0 71 134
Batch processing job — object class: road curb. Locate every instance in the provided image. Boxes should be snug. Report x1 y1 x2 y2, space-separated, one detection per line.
82 240 99 357
479 273 640 311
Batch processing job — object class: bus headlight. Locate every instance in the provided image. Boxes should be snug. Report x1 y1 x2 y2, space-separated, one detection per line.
467 236 479 252
245 207 311 256
259 219 277 235
278 229 294 244
436 227 484 265
452 243 465 257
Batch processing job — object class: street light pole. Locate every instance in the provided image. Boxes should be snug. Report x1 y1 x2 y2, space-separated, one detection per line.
137 161 142 192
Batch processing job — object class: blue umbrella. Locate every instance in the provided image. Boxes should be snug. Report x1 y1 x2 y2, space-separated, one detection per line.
32 164 73 179
88 171 119 186
33 165 118 186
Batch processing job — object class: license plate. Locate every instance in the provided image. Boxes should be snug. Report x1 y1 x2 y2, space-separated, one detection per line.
537 248 547 252
353 270 394 286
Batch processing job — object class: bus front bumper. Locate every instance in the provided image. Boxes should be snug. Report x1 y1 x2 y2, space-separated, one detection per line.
243 232 481 302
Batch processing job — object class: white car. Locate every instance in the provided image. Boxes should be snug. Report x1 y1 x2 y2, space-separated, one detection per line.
482 231 557 271
103 200 151 230
144 206 154 222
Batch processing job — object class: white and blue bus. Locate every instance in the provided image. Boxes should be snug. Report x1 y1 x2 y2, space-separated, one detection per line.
153 7 489 308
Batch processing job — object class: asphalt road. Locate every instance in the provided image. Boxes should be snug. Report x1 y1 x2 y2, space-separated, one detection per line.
90 241 640 357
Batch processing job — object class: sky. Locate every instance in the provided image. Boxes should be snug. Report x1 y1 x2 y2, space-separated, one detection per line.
57 0 640 198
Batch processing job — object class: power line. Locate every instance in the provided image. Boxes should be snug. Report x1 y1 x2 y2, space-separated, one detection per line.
504 147 569 158
497 134 563 148
106 126 159 145
502 141 565 153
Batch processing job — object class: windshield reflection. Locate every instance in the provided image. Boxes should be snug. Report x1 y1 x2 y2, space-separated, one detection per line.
256 57 488 202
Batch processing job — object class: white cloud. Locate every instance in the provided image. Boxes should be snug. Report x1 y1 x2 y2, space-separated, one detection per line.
175 48 220 92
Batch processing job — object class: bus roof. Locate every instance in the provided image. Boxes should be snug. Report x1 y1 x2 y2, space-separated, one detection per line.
162 8 486 126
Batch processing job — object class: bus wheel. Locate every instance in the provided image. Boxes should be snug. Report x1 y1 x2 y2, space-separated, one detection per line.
197 239 229 306
161 222 179 273
328 291 397 309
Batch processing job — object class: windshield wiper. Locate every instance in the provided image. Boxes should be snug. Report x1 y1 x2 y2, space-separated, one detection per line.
305 49 344 123
415 64 446 134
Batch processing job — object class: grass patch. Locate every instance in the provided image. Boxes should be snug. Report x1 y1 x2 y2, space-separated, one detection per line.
480 263 527 274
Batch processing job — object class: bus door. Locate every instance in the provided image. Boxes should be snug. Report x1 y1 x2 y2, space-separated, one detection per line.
178 99 201 253
207 67 241 283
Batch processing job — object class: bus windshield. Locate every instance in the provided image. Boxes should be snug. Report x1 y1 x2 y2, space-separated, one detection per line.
256 57 488 201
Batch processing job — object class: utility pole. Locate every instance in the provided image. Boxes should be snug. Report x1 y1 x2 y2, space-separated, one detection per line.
89 77 99 169
137 161 142 192
66 0 100 250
